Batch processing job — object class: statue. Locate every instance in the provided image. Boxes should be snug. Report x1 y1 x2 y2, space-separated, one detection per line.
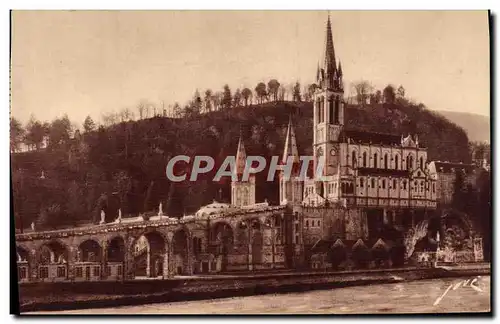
100 210 106 225
31 222 35 232
158 202 163 217
116 209 122 223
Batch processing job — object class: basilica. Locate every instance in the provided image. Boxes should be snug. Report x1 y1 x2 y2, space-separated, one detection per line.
15 15 484 283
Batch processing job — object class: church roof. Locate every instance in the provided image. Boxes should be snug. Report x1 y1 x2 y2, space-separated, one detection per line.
357 167 410 177
282 115 299 164
342 129 401 146
234 135 247 176
429 161 476 174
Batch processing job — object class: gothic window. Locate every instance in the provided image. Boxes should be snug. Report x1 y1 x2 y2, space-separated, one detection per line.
334 98 340 123
316 98 321 122
329 97 334 124
395 155 399 170
371 178 375 188
363 152 367 167
352 151 357 167
384 154 388 169
420 157 424 168
306 220 309 228
407 155 414 170
382 179 386 189
360 177 364 188
374 153 378 168
433 183 436 193
393 179 397 189
403 180 407 190
319 97 325 123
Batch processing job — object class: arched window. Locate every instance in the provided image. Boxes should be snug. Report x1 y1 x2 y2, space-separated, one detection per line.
351 151 357 167
306 220 309 228
334 98 340 124
382 179 386 189
395 155 399 170
384 154 388 169
408 155 414 170
420 157 424 168
374 153 378 168
371 178 375 188
433 183 436 193
393 179 397 189
329 97 334 124
403 180 407 190
362 152 367 167
360 177 364 188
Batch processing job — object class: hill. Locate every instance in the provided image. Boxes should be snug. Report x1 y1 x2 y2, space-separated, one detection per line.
11 101 472 230
435 110 490 143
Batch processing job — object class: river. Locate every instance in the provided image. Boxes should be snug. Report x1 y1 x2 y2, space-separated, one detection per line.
30 276 490 315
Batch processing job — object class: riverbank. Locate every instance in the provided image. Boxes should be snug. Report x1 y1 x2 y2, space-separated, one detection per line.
18 263 490 313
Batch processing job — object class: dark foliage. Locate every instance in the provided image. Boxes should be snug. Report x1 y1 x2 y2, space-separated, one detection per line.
12 100 472 230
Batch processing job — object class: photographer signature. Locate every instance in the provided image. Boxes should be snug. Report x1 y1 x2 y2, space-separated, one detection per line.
433 276 484 306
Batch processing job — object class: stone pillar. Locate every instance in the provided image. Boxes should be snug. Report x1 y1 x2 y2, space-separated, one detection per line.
67 246 76 282
145 246 151 277
101 241 108 280
124 235 135 280
29 249 37 282
167 232 174 277
162 242 169 279
186 234 193 275
271 224 276 269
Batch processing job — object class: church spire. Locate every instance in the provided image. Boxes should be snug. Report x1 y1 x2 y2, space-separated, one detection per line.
282 115 299 165
324 13 337 79
234 134 247 178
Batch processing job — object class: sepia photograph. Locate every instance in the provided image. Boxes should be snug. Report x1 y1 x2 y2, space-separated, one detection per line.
10 10 491 315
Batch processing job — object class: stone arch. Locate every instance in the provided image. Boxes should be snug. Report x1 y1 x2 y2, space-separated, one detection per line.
36 240 69 281
78 239 102 262
37 240 69 265
211 221 235 272
131 230 169 278
351 149 358 167
248 218 263 266
172 227 190 275
394 153 400 170
16 245 30 281
107 236 126 262
362 151 368 167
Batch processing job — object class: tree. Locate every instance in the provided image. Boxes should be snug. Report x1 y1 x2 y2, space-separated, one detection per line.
233 88 242 107
369 90 382 104
292 82 302 102
267 79 281 102
222 84 232 110
101 112 118 127
305 83 318 102
143 181 155 213
172 102 183 118
255 82 267 104
48 115 72 149
383 85 396 104
241 88 252 107
397 85 406 99
25 115 46 150
83 115 96 133
10 117 25 153
351 80 373 105
192 89 202 114
113 171 132 213
213 91 223 111
137 100 147 120
204 89 213 113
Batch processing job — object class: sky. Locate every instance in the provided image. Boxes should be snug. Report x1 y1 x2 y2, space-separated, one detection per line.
11 10 490 126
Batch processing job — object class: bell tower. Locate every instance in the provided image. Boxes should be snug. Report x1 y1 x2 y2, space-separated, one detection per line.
313 14 344 177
